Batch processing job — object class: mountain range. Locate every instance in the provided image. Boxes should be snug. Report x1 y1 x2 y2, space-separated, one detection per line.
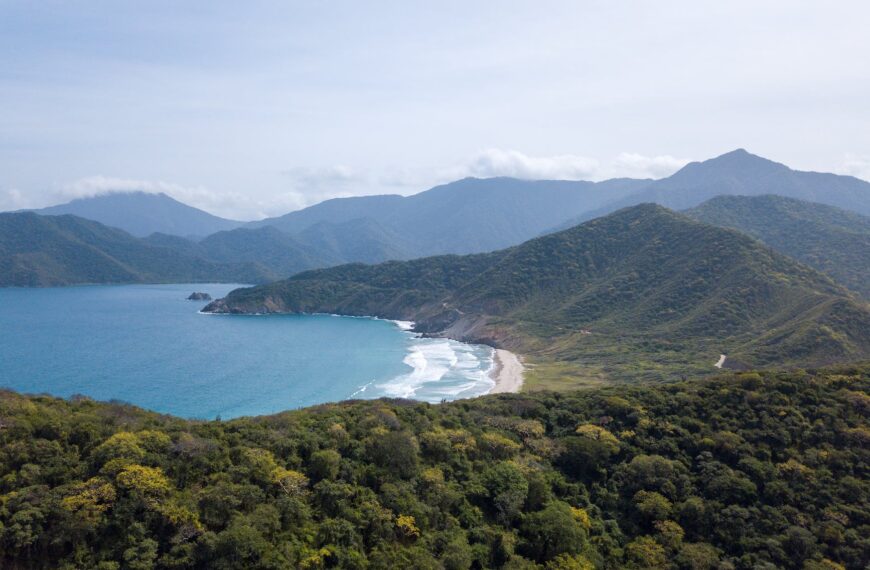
204 203 870 385
19 150 869 250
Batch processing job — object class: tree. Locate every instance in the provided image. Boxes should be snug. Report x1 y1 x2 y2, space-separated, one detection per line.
309 450 341 482
520 501 588 562
480 462 529 525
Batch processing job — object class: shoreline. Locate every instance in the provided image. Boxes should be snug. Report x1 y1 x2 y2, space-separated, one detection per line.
488 348 525 394
388 318 525 396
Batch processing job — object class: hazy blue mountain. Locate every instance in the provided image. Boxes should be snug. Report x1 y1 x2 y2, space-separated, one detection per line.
295 217 413 263
0 212 272 286
32 192 243 237
247 194 407 234
549 149 870 232
686 194 870 299
249 177 650 255
143 218 412 280
196 227 334 279
604 149 868 215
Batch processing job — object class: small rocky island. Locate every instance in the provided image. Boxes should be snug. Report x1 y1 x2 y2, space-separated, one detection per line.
187 292 212 301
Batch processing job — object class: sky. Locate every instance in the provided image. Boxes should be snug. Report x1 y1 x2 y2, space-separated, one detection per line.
1 1 868 220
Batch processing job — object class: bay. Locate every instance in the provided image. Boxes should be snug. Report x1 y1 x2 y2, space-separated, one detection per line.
0 283 494 418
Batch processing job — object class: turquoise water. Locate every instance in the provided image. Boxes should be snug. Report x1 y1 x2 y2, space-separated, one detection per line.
0 284 494 419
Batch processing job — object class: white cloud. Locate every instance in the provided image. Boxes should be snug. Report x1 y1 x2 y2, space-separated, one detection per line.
445 149 689 182
459 148 600 180
839 153 870 182
61 176 193 199
0 188 26 211
609 152 690 179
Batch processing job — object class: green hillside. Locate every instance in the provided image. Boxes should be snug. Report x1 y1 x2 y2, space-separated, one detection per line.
0 212 272 286
685 195 870 299
205 204 870 386
0 365 867 569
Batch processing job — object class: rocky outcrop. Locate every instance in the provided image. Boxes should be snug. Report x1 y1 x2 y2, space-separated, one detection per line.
187 292 212 301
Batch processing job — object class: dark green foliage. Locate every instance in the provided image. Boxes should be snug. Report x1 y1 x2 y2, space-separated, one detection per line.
206 204 870 382
686 194 870 299
0 365 867 568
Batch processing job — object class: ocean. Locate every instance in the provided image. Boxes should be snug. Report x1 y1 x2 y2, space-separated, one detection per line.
0 283 494 419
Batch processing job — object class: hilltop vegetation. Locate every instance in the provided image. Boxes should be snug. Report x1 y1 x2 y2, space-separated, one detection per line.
206 204 870 385
685 195 870 300
0 365 867 569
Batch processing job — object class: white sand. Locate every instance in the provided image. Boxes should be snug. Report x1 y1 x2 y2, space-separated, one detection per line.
489 349 525 393
714 354 727 368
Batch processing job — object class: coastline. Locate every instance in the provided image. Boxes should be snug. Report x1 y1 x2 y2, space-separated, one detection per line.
488 348 525 394
388 318 524 397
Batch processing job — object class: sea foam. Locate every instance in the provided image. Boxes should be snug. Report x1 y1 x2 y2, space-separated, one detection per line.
374 322 495 403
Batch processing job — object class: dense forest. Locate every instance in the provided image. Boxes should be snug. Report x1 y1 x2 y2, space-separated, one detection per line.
686 195 870 300
1 365 867 569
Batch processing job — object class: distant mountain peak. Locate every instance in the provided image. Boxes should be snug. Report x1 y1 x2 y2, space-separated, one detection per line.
32 191 242 237
679 148 786 173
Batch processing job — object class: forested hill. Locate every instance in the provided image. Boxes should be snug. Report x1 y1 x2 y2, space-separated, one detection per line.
685 195 870 300
0 365 867 569
205 204 870 385
0 212 273 286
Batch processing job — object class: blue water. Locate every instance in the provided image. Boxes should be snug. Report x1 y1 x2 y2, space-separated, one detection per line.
0 284 494 419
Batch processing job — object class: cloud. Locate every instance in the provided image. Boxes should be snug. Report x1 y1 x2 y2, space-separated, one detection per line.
446 149 689 182
459 148 600 180
0 188 26 211
61 176 195 199
609 152 690 179
280 165 364 199
839 153 870 182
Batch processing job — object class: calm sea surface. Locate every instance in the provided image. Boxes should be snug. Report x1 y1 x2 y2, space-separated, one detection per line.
0 284 494 418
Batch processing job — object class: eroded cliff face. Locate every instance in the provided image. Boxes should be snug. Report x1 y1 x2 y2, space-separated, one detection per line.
203 293 519 350
203 295 293 314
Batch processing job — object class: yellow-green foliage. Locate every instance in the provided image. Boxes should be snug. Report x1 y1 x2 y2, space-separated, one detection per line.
0 365 866 569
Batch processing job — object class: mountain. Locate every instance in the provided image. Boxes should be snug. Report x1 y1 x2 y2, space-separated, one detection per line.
294 217 413 264
0 212 272 286
143 218 413 281
32 191 243 237
249 177 650 256
686 195 870 300
247 194 407 234
205 204 870 385
549 149 870 231
195 226 330 279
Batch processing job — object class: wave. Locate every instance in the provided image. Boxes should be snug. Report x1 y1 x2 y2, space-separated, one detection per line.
375 335 495 403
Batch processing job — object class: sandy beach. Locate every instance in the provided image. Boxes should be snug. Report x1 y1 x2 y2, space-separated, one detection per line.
489 348 525 393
